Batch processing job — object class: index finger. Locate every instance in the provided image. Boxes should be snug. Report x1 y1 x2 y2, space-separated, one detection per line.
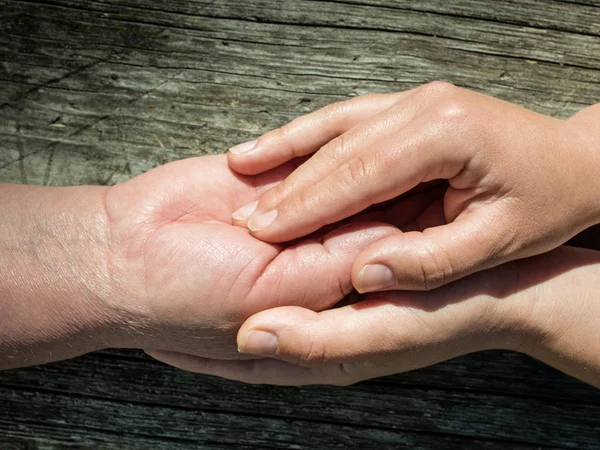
227 92 409 175
246 115 468 243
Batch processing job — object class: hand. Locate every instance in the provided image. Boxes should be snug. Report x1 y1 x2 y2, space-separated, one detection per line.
227 82 600 292
147 246 600 388
1 153 439 370
103 155 408 359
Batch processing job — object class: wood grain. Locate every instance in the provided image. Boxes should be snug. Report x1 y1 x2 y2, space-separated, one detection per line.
1 1 599 448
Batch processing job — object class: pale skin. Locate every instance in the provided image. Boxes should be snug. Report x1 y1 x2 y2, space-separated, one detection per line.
0 86 599 388
152 245 600 388
228 82 600 293
0 155 406 370
161 81 600 387
171 82 600 386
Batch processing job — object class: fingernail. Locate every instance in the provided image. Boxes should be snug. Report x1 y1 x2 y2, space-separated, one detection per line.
229 139 258 155
238 330 278 356
232 200 259 221
357 264 396 293
248 210 277 232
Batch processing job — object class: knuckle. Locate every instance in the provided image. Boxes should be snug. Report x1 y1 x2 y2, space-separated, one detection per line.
293 186 316 216
307 101 354 140
321 100 350 121
319 135 347 163
337 154 370 189
416 239 455 290
271 123 301 158
276 122 295 143
298 335 328 367
334 363 359 386
433 97 472 125
418 82 476 128
421 80 458 98
263 119 305 159
317 366 357 387
264 123 288 143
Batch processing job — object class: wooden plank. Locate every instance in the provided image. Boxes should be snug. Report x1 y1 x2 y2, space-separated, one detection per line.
0 379 553 449
1 350 598 448
1 0 599 448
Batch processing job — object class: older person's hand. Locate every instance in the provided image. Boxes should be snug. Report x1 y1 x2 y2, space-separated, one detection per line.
227 83 600 293
4 154 429 369
105 154 404 359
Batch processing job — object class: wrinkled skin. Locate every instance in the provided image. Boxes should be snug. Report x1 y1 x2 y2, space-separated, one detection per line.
104 155 411 358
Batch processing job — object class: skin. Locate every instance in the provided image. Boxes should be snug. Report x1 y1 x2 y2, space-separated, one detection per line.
1 152 598 389
147 173 600 388
0 155 410 370
227 82 600 294
150 245 600 388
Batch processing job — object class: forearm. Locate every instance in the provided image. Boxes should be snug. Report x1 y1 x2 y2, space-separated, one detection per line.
505 246 600 387
568 103 600 226
0 184 116 370
516 105 600 386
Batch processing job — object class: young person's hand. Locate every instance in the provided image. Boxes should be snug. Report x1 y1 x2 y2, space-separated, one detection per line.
228 83 600 292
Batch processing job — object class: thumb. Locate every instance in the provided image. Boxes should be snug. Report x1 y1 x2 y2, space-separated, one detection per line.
236 291 497 383
236 299 439 369
353 211 512 292
236 304 400 369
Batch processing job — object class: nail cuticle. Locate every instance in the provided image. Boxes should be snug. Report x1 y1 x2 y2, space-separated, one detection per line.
239 330 279 356
229 139 258 155
357 264 395 293
248 210 278 232
232 200 259 221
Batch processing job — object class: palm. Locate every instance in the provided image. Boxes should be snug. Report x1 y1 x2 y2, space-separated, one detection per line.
105 155 406 358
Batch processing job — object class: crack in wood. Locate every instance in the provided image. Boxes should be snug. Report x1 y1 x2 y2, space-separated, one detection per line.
1 1 599 447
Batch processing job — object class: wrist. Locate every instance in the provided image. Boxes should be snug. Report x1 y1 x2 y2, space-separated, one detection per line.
0 184 121 369
453 259 541 354
460 250 575 356
494 247 600 386
567 105 600 226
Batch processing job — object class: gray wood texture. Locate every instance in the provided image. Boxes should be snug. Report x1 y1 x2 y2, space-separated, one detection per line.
1 0 599 448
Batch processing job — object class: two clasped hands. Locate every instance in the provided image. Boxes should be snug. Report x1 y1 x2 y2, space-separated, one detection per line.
2 83 599 387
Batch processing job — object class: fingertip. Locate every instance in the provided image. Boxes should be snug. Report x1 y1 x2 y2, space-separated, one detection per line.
351 233 414 291
351 239 385 288
247 209 278 232
238 330 279 356
231 200 259 222
246 225 295 245
228 139 295 176
227 150 269 176
228 139 258 155
237 307 319 356
245 203 329 244
354 264 396 293
353 227 474 291
238 306 317 335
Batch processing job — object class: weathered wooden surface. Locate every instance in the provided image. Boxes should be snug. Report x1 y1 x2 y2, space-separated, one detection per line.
1 0 600 448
